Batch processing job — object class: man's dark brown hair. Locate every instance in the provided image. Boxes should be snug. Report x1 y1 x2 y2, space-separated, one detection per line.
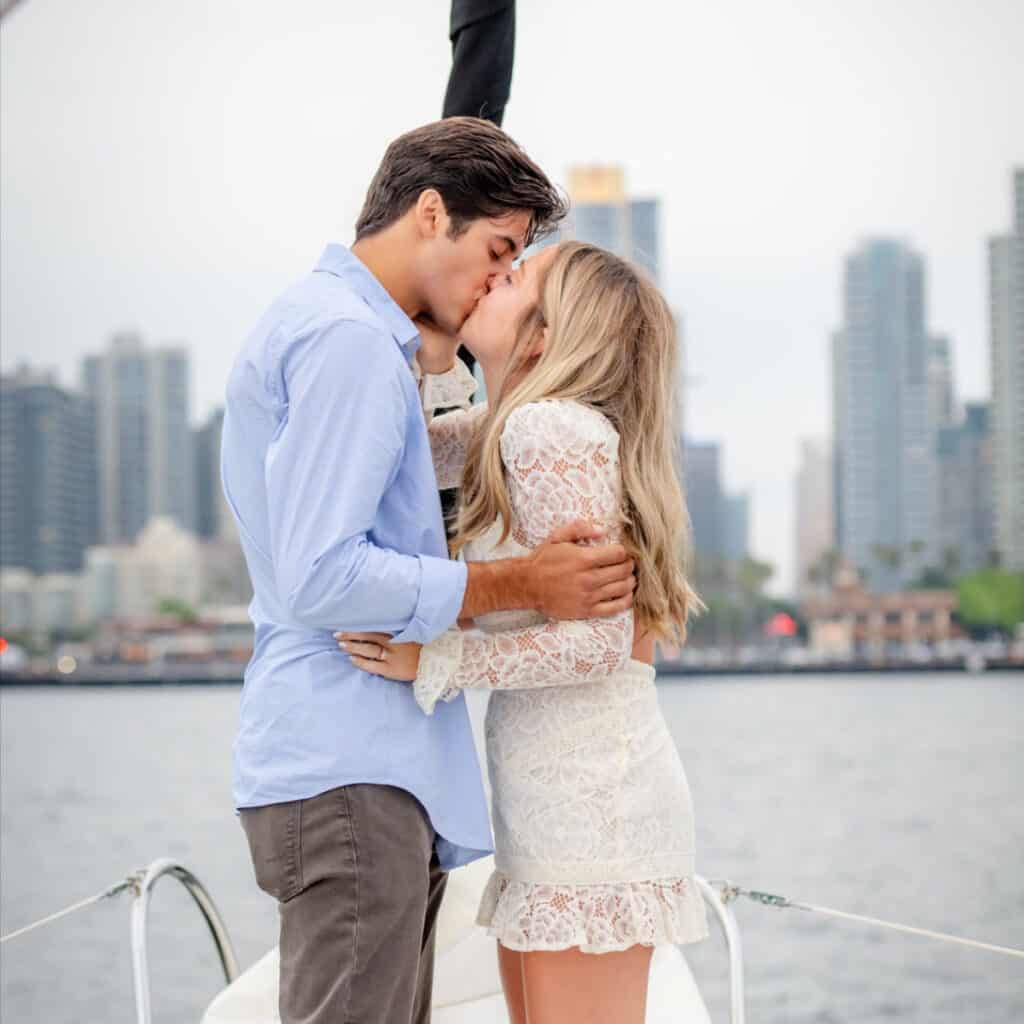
355 117 567 248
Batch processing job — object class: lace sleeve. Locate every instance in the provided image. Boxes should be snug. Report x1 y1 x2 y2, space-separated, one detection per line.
414 357 478 418
426 403 489 489
411 357 487 489
414 400 633 714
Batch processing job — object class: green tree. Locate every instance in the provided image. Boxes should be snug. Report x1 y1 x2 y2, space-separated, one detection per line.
957 571 1024 633
158 597 198 624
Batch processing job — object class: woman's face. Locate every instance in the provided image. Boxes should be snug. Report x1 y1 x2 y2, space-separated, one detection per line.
458 244 559 366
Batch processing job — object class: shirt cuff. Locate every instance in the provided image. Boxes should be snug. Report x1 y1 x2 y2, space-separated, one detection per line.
390 554 467 645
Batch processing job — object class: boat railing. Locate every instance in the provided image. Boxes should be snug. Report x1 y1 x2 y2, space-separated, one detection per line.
4 859 1022 1023
128 858 239 1024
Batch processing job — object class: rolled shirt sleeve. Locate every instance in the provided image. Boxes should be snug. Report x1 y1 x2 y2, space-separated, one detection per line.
265 317 466 639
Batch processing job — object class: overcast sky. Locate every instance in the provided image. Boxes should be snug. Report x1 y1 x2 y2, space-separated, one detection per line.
2 0 1022 594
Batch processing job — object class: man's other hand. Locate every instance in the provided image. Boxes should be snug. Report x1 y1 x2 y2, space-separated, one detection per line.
414 316 461 375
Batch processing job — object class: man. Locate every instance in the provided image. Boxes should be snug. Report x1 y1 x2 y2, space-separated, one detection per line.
222 117 637 1024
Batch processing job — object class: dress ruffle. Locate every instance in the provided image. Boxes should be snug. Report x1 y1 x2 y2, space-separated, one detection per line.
475 870 709 954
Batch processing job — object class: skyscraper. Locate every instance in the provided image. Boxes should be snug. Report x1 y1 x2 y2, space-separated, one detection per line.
988 168 1024 571
566 166 661 283
148 346 193 532
83 332 193 544
936 403 993 577
927 335 956 433
832 240 936 591
0 367 96 574
794 437 835 597
721 493 750 563
683 441 723 563
194 407 236 541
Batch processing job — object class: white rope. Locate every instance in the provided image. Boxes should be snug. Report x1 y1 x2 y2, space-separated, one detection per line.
4 872 1022 964
710 881 1024 960
0 878 137 945
787 900 1024 959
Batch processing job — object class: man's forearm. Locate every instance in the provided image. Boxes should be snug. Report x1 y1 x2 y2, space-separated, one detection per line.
460 557 534 619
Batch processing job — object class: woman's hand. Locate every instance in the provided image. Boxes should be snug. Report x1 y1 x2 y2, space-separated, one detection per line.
335 631 422 682
414 316 461 376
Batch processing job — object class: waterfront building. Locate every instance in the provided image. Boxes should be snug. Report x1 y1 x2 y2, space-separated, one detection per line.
199 537 252 607
83 333 194 544
988 168 1024 570
0 569 36 635
0 568 86 638
82 516 202 621
0 367 97 574
832 240 937 591
801 567 960 659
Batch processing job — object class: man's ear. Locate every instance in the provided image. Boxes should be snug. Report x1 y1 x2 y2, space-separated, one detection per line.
414 188 447 240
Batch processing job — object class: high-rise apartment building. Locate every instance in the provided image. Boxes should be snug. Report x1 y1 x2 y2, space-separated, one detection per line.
0 368 96 573
832 240 936 591
988 168 1024 570
83 332 193 544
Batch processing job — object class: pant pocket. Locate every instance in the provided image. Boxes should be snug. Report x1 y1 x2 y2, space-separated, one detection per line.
240 800 304 902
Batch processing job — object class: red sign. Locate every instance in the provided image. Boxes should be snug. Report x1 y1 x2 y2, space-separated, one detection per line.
764 613 798 637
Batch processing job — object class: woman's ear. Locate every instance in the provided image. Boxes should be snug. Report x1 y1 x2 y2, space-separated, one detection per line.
532 326 549 358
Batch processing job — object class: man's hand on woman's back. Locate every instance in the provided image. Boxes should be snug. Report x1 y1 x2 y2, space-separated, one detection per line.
527 520 636 620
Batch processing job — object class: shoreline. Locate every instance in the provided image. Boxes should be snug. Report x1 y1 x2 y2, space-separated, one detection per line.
2 659 1021 687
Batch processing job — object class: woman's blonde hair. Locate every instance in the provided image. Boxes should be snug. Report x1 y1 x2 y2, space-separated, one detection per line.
453 241 702 643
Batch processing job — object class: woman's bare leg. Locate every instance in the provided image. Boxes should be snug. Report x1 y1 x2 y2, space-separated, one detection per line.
520 944 654 1024
497 943 529 1024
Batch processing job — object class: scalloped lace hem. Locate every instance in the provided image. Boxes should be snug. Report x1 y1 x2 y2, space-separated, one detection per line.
475 871 709 954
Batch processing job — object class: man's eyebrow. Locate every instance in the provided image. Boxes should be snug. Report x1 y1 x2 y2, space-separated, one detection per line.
500 235 522 259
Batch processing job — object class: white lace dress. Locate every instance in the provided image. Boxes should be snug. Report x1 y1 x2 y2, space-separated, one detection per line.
414 363 708 954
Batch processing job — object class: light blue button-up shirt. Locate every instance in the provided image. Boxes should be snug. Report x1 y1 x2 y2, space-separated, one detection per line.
221 244 492 869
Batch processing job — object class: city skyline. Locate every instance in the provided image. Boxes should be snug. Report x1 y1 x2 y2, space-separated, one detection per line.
2 0 1022 592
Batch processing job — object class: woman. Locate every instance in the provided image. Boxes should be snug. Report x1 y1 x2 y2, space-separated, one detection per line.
339 241 708 1024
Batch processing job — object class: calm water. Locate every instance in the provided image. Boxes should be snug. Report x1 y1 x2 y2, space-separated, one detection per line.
1 674 1022 1023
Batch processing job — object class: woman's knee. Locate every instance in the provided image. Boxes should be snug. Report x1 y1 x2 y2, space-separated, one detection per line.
520 945 653 1024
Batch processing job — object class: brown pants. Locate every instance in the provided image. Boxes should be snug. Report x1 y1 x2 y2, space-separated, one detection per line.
240 784 448 1024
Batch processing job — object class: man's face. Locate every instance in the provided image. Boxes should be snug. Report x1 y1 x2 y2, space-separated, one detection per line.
417 210 532 334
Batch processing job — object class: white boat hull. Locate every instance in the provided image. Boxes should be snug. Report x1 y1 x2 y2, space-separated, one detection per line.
202 857 711 1023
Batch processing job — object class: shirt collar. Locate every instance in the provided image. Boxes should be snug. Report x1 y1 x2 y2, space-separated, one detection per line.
314 243 421 359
